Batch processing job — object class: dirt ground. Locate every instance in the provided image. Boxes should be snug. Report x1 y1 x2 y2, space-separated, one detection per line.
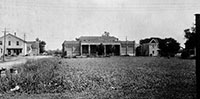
0 56 52 69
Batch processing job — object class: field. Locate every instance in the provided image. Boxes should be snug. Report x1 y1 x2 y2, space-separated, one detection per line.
1 56 196 99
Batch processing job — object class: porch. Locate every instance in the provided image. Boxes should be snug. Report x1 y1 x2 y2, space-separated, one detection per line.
80 43 121 56
7 48 23 56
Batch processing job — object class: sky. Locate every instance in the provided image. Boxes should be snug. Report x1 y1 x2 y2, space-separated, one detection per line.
0 0 200 50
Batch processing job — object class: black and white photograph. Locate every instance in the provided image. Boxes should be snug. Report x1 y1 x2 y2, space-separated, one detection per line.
0 0 198 98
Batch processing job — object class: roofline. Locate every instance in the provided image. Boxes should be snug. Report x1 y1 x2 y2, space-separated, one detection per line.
78 35 118 38
0 33 27 43
149 39 158 44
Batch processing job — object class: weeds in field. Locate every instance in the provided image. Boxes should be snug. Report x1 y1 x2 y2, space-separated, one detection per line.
0 57 196 99
0 58 65 94
0 58 121 96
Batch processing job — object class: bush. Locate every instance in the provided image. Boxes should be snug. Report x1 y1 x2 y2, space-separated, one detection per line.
18 58 66 93
181 50 190 59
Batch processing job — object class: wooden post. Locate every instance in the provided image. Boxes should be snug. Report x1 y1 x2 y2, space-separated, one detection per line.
88 44 91 56
71 47 73 57
2 28 8 62
195 14 200 98
80 44 82 56
104 45 106 56
126 36 128 55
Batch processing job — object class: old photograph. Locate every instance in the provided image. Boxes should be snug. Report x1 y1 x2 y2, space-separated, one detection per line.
0 0 198 98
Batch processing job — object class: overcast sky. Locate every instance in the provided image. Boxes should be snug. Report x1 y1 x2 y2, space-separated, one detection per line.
0 0 200 50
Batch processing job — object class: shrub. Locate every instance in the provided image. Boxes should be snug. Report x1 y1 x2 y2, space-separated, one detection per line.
181 50 190 59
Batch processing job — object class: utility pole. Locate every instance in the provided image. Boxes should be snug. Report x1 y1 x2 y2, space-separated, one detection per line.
24 33 26 55
2 28 9 62
195 14 200 98
126 36 128 55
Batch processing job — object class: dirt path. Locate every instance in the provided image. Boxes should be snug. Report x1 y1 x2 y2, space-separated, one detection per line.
0 56 52 69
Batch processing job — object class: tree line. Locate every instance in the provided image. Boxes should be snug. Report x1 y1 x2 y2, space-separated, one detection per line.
181 25 196 58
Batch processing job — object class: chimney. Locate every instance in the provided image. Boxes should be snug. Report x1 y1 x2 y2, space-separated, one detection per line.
14 32 16 36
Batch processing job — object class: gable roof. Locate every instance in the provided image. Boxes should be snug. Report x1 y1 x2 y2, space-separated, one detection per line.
120 41 135 47
149 39 158 43
140 37 161 44
62 41 80 48
0 33 26 42
27 41 39 44
63 40 79 45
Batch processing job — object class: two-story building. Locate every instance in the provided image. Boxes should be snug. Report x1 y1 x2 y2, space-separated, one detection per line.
136 38 160 56
0 33 39 57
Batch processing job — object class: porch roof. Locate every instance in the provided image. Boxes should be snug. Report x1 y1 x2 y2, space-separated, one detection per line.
6 48 23 49
81 42 121 45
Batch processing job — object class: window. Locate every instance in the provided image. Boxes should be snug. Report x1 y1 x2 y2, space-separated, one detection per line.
0 41 2 45
152 44 155 48
8 41 11 46
1 49 2 53
152 51 154 54
16 41 19 46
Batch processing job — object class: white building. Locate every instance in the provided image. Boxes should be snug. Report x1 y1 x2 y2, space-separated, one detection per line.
138 38 160 56
148 39 159 56
0 33 39 57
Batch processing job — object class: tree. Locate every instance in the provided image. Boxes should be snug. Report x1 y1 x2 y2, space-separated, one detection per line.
36 38 40 42
102 31 110 37
97 43 104 55
184 26 196 50
159 38 180 57
136 46 142 56
181 26 196 58
39 41 46 53
36 38 46 54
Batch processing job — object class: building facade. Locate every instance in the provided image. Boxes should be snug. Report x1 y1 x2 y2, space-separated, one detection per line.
62 34 135 57
0 33 39 57
136 38 160 56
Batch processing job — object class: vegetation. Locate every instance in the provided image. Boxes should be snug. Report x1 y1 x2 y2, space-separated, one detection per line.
36 38 46 54
0 57 196 99
158 38 180 57
181 26 196 58
184 26 196 50
0 58 63 94
138 37 180 57
97 43 104 55
46 49 62 56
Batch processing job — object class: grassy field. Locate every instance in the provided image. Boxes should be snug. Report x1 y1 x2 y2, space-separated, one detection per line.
1 57 196 99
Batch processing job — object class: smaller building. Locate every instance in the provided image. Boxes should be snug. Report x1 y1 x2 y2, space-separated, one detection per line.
62 41 80 57
120 41 135 56
27 41 40 56
136 38 160 56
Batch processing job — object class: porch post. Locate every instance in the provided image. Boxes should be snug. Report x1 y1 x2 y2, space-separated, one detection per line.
80 44 82 56
104 45 106 56
112 44 114 56
96 44 98 56
88 44 91 56
119 44 121 56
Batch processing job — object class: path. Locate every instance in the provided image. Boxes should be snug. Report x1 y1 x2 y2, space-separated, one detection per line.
0 56 52 69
